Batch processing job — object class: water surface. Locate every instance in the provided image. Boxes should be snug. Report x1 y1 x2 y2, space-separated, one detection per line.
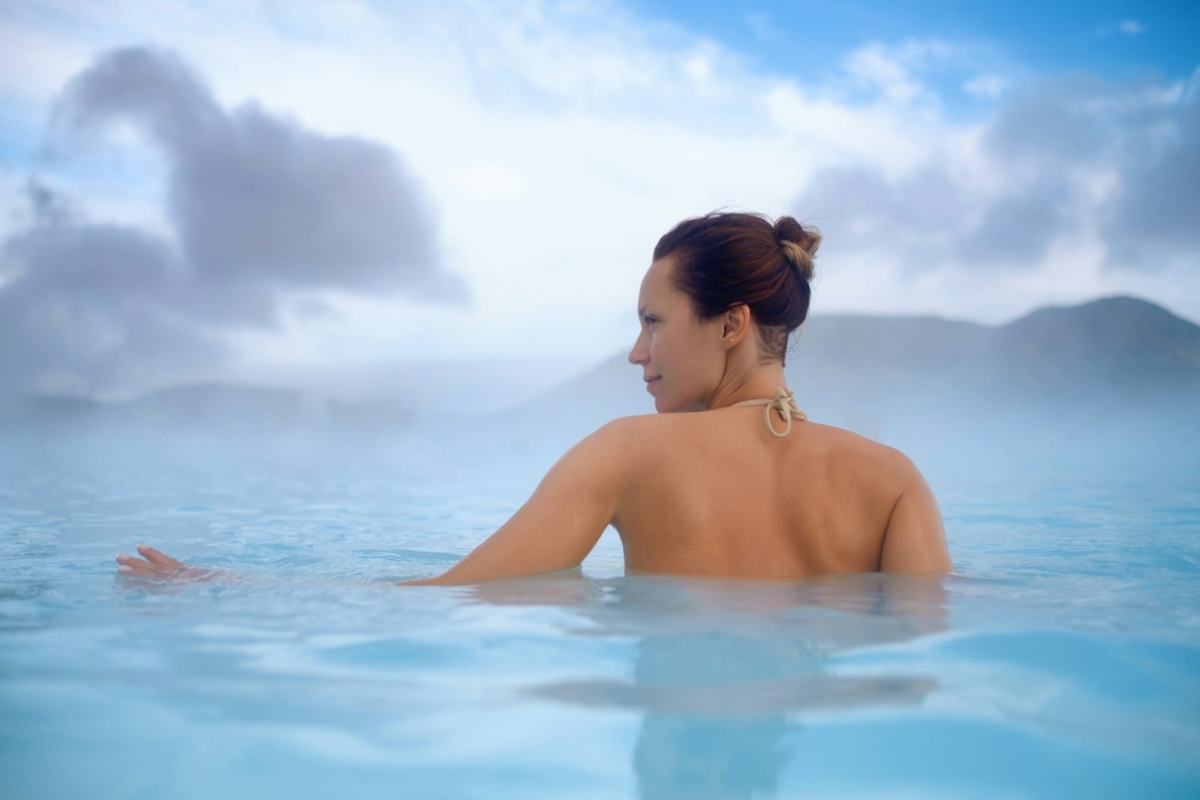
1 429 1198 799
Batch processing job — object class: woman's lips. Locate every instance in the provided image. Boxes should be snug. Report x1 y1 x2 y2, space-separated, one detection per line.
644 376 660 391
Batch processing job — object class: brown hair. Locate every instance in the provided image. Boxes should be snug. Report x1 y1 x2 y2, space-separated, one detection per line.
653 212 820 365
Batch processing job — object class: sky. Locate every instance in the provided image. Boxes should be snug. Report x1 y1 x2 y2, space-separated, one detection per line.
0 0 1197 400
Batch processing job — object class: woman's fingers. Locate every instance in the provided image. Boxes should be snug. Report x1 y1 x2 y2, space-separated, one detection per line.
116 551 185 576
136 543 182 567
116 547 218 582
116 553 169 574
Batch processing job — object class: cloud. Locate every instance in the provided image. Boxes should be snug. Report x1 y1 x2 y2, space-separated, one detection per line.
792 70 1200 276
842 40 956 105
3 3 1196 369
1099 82 1200 271
0 46 463 396
0 181 225 395
1093 20 1149 37
963 75 1008 100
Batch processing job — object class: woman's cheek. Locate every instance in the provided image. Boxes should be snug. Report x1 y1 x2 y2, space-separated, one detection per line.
650 331 668 365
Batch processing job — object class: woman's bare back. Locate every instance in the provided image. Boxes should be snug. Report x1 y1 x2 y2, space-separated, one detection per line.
614 407 918 579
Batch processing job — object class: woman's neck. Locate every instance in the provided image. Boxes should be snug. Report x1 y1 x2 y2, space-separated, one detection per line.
705 362 789 410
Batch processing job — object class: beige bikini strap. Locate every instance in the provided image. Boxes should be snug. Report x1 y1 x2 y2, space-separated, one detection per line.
731 386 808 438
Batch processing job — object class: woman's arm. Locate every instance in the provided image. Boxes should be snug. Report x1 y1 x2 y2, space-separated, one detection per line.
878 456 954 574
116 420 633 587
399 420 631 585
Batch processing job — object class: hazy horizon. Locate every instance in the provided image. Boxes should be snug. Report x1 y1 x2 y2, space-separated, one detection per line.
3 2 1198 401
5 292 1196 414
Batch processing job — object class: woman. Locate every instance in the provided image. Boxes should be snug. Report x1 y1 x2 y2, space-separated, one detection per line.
118 212 953 584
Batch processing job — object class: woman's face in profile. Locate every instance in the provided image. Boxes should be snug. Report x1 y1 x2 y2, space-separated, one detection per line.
629 254 726 412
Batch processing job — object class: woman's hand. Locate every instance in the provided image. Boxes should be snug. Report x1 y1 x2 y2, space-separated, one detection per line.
116 544 217 581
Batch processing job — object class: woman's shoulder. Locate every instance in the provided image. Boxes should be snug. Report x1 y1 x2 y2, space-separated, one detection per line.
803 420 923 488
580 413 689 460
593 410 716 440
563 414 664 458
588 413 668 445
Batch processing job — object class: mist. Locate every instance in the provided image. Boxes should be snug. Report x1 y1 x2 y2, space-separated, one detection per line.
5 295 1197 509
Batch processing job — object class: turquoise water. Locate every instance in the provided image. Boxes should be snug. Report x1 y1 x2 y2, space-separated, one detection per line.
1 429 1199 799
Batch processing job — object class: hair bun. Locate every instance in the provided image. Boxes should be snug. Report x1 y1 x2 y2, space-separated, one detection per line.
778 239 815 281
772 216 820 281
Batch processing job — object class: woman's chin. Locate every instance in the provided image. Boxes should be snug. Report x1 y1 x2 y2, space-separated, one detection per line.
649 381 695 413
652 392 684 414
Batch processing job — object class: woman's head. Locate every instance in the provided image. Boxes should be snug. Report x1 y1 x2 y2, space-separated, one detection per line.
628 212 820 412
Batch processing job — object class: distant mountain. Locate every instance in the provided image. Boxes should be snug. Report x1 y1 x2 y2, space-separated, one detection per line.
498 296 1200 461
786 296 1200 421
987 296 1200 394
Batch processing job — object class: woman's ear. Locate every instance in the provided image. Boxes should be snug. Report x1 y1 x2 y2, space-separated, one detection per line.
720 304 751 349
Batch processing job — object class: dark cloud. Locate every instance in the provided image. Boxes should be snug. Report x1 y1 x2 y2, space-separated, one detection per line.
956 181 1075 265
0 183 227 395
1101 91 1200 270
1 46 465 395
983 72 1117 163
793 70 1200 275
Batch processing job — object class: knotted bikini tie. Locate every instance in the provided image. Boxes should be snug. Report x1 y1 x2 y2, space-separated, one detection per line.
730 386 808 438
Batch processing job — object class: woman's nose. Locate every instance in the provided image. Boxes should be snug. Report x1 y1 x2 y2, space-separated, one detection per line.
628 334 647 365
